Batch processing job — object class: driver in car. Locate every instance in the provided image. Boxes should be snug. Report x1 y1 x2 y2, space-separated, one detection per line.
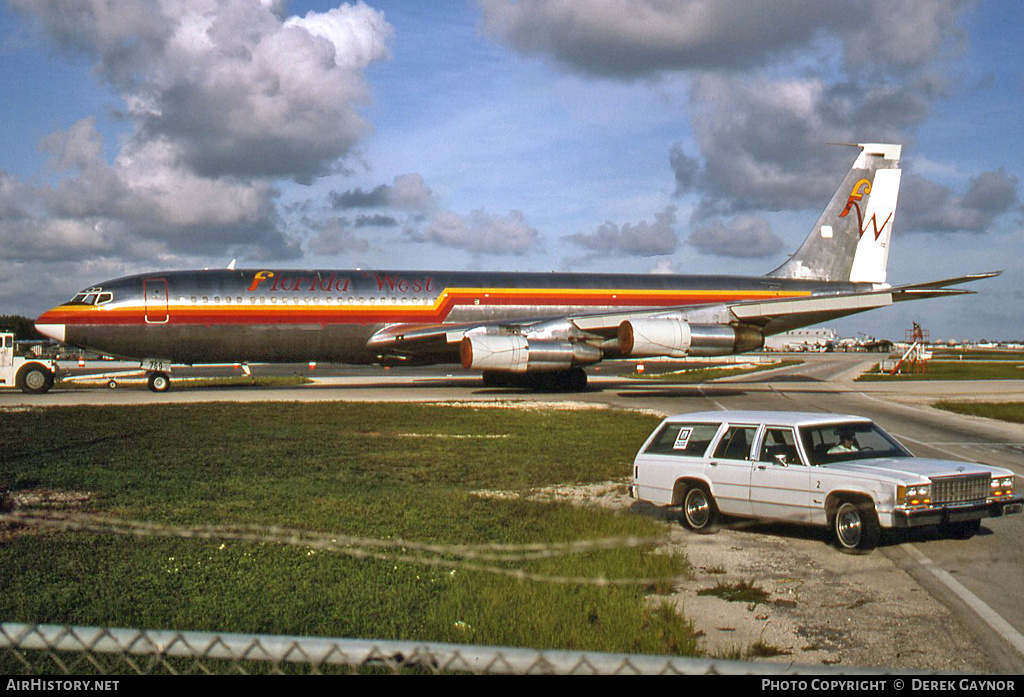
828 427 860 454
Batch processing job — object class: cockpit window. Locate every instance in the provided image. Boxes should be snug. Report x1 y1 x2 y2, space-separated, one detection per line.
69 288 114 306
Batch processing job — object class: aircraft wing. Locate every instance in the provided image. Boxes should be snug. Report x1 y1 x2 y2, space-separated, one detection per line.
572 271 1000 337
365 272 1000 360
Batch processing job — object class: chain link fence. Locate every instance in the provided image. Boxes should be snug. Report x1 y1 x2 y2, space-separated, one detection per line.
1 622 911 675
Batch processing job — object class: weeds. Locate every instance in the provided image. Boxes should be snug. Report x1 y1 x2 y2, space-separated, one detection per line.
696 580 770 605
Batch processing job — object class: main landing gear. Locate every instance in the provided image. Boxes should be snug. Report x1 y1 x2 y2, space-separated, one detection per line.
481 367 588 392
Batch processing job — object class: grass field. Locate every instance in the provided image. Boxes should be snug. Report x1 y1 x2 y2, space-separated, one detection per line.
930 350 1024 361
857 360 1024 381
934 401 1024 424
0 402 696 664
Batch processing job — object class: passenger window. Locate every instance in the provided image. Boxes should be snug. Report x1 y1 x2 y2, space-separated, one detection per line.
645 423 720 456
713 426 758 461
759 428 800 464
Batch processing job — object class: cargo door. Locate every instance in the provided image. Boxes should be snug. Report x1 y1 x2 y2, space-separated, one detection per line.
144 278 169 324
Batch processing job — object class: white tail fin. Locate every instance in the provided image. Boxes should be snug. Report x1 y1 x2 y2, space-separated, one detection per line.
768 143 902 283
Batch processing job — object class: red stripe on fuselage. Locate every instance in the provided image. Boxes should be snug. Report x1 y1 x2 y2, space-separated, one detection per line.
37 287 810 327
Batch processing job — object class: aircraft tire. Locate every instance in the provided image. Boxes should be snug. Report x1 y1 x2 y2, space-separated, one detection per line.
17 364 54 394
147 371 171 393
482 371 512 388
561 367 588 392
529 368 588 392
481 368 588 392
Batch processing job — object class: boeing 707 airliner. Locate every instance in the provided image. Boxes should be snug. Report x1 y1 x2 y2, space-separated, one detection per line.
31 144 996 392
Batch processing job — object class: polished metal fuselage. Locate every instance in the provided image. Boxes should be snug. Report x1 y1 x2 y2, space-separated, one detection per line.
37 268 862 364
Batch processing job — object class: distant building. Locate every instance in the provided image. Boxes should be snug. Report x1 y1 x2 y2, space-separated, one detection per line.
765 327 837 352
765 327 894 353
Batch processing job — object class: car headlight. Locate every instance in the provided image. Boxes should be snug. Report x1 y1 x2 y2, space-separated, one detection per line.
897 484 932 506
991 476 1015 497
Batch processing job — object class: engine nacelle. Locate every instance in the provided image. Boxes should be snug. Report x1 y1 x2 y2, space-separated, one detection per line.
617 319 763 358
460 335 602 373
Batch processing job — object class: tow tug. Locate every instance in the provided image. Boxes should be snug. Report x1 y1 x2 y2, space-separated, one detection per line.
0 331 58 394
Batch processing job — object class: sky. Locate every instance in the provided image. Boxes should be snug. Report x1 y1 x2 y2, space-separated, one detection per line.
0 0 1022 341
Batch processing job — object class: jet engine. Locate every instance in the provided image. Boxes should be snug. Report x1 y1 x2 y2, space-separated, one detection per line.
460 334 602 373
617 319 763 358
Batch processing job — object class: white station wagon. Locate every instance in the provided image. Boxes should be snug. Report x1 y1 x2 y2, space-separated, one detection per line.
630 410 1022 552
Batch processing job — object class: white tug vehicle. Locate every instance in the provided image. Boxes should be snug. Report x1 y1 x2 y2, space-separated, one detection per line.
0 331 58 394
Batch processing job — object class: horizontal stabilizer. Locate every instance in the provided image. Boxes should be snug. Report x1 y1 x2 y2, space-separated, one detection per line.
889 271 1001 291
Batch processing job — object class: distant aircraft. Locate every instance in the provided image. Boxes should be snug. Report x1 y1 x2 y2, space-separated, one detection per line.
35 143 996 392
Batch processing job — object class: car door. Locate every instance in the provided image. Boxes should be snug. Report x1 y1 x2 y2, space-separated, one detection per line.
749 426 811 522
707 424 758 516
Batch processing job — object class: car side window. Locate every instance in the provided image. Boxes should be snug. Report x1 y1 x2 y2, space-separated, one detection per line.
645 423 720 456
758 428 801 464
713 426 758 461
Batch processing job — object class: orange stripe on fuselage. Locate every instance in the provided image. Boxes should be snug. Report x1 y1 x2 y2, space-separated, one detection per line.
38 287 811 326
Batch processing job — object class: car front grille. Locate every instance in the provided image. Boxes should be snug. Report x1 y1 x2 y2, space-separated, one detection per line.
930 475 989 504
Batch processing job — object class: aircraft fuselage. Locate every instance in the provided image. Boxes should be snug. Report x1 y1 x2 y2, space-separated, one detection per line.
35 269 860 365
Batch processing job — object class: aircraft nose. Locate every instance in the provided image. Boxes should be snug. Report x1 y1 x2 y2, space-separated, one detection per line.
35 310 66 343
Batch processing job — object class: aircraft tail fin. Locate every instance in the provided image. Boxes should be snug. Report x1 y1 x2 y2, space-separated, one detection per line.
767 143 902 284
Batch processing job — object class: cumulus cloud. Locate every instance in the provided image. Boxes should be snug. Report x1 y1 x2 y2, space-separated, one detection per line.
0 118 295 263
330 173 437 212
328 172 540 257
412 209 541 256
478 0 968 78
306 217 371 256
2 1 393 310
566 207 679 257
900 169 1020 234
480 0 994 239
677 73 944 218
688 215 783 258
13 0 392 182
479 0 834 78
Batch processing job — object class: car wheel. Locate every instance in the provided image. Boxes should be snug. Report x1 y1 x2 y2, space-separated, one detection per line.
682 485 718 533
833 500 880 553
147 372 170 392
17 365 53 394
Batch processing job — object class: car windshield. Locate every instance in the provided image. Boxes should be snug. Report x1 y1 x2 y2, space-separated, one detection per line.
799 422 912 466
